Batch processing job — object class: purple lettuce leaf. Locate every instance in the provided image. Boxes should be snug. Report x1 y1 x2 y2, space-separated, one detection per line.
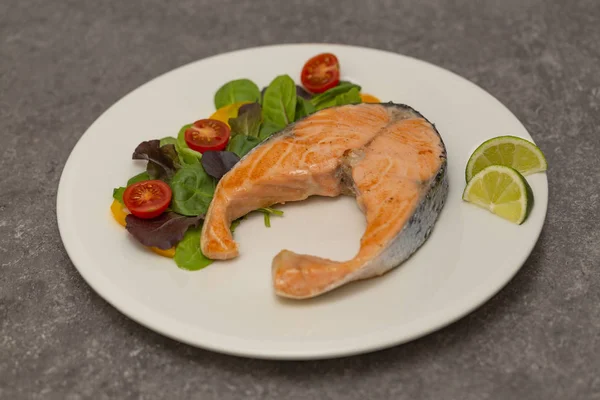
125 212 203 250
132 140 180 180
200 151 240 180
229 102 262 138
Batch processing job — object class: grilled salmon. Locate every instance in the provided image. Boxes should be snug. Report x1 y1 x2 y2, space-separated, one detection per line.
201 103 448 299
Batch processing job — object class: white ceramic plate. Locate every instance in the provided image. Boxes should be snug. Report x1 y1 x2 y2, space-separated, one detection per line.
57 44 548 360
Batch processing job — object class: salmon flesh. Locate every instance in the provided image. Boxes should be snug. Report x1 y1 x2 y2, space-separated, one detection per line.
201 103 448 299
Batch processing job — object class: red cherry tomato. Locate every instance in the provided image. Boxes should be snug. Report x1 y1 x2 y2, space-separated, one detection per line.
300 53 340 94
123 180 172 219
184 119 231 153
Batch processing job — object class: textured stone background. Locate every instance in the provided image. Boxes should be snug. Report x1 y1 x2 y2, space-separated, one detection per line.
1 0 599 399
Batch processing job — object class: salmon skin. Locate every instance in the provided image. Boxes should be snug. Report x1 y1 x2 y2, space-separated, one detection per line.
201 103 448 299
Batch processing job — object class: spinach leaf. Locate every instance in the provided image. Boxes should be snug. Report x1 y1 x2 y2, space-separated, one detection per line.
176 124 202 165
178 147 203 165
214 79 261 109
201 151 240 180
159 136 178 147
258 120 283 141
226 135 261 158
173 217 246 271
113 187 126 204
262 75 297 127
262 85 312 101
125 212 204 250
295 97 316 121
132 140 180 180
174 227 213 271
334 87 362 106
228 102 262 137
311 82 362 110
127 171 150 186
170 163 216 216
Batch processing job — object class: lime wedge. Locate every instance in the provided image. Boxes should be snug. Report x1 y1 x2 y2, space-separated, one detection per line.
465 136 547 182
462 165 533 224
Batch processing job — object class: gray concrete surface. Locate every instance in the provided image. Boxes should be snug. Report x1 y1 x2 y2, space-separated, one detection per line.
1 0 599 399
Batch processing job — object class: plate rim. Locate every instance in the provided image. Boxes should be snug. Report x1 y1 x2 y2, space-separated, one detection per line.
56 43 548 360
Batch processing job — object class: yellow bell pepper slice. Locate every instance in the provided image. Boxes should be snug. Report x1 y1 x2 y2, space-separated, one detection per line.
360 93 381 103
151 247 176 258
209 101 252 126
110 199 128 227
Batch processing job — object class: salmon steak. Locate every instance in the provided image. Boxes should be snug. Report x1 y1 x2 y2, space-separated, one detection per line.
201 103 448 299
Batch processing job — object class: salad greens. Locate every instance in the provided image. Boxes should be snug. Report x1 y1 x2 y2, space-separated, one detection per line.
311 81 362 110
258 121 282 141
174 227 213 271
229 103 262 137
176 124 203 165
113 63 369 272
262 75 297 128
127 171 151 186
132 140 180 180
214 79 261 109
170 163 216 216
159 136 178 147
125 212 204 250
112 187 126 204
262 84 313 101
225 102 264 157
226 135 261 158
295 97 316 120
201 151 240 181
334 87 361 106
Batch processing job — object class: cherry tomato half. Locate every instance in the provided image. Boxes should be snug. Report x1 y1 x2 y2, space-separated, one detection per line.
123 180 172 219
301 53 340 94
184 119 231 153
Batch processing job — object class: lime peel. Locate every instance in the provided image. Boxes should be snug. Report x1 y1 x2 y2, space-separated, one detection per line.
465 135 547 182
462 165 533 225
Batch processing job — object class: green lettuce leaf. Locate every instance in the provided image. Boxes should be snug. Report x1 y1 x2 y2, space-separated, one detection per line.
176 124 202 165
174 227 213 271
214 79 261 109
311 82 362 110
113 187 126 204
226 135 261 158
334 87 362 106
159 136 177 147
170 163 216 216
127 171 150 186
258 120 283 141
262 75 297 127
295 97 316 120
